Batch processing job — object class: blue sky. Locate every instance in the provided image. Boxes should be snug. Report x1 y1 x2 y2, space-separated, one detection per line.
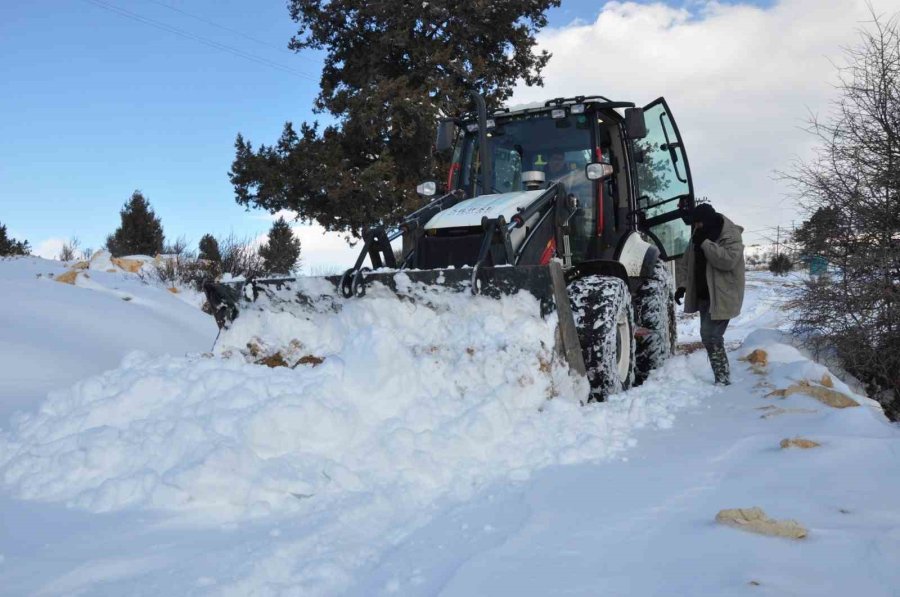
0 0 796 259
0 0 606 256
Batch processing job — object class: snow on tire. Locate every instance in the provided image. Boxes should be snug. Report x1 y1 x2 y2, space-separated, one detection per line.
569 275 635 401
634 260 674 385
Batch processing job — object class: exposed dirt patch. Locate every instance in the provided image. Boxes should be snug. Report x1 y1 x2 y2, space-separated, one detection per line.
258 353 289 368
54 270 80 285
767 380 858 408
780 437 821 449
740 349 769 367
296 355 324 367
716 507 807 539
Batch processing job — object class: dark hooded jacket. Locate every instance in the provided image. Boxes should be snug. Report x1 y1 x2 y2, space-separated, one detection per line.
676 213 745 320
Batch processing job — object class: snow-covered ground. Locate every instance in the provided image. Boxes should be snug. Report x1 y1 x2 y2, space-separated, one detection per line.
0 258 897 596
0 256 216 427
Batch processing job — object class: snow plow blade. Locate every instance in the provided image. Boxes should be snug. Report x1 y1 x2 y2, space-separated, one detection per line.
203 261 586 377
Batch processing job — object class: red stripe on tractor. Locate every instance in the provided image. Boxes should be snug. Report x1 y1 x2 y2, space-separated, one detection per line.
447 162 460 190
539 238 556 265
597 183 604 236
595 147 604 236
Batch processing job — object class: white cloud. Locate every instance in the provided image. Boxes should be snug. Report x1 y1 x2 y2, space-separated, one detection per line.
33 238 66 260
291 223 362 274
513 0 896 243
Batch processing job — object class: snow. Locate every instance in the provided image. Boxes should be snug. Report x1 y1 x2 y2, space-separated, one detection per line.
0 256 216 426
0 260 898 596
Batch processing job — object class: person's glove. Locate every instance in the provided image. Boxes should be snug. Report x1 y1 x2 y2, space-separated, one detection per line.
692 228 707 249
675 287 686 305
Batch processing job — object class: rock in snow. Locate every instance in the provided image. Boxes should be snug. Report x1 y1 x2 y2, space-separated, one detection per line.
715 506 808 540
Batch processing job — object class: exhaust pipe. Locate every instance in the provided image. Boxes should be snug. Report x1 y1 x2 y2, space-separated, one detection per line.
469 90 492 195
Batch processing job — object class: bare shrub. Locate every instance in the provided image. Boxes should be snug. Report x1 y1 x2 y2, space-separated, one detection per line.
218 232 265 279
783 12 900 419
163 235 194 259
58 237 80 262
138 234 267 291
142 255 216 291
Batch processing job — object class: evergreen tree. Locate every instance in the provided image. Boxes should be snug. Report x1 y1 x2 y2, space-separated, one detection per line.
230 0 559 235
259 217 301 274
106 191 165 257
198 234 222 263
768 253 793 276
793 207 840 256
0 222 30 256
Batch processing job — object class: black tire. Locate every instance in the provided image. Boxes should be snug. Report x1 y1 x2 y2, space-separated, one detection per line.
569 275 635 401
668 291 678 355
634 260 675 385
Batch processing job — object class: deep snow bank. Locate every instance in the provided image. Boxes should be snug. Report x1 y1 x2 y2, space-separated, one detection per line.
0 275 709 522
0 256 216 425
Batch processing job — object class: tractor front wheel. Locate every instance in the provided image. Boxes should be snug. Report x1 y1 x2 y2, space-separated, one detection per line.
634 260 675 385
569 275 635 401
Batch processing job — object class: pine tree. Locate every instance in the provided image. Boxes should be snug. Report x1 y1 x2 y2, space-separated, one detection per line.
230 0 559 235
106 191 165 257
793 207 840 256
0 222 30 256
259 217 301 274
198 234 222 263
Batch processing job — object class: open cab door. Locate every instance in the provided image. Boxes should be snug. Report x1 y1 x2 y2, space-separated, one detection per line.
633 97 695 260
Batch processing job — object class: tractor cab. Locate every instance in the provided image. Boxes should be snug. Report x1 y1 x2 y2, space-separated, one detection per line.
442 96 695 265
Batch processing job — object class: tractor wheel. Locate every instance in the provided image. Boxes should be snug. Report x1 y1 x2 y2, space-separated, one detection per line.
569 275 635 402
668 290 678 355
634 260 675 385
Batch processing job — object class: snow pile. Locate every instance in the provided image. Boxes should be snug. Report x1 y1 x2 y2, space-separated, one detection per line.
0 256 216 425
0 274 709 524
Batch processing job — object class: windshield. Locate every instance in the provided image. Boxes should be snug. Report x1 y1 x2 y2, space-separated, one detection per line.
459 113 593 194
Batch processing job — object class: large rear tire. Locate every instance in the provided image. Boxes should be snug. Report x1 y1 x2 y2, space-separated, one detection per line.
634 260 675 385
569 275 635 401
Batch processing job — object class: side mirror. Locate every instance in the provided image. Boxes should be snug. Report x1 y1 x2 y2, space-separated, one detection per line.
435 120 456 152
624 107 647 139
416 181 437 197
585 162 614 181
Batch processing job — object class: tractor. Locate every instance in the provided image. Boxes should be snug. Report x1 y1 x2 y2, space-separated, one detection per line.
205 92 696 400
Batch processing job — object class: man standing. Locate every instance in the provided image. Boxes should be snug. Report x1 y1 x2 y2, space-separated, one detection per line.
675 204 745 385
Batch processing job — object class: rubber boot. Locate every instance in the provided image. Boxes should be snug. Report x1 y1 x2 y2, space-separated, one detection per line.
709 342 731 386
